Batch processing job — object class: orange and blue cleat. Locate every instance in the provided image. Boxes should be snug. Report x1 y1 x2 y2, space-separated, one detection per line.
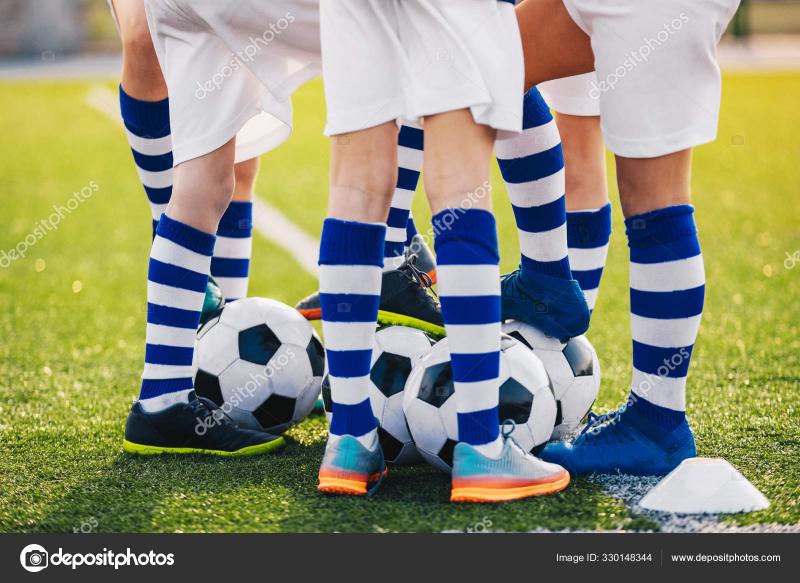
450 437 570 503
318 435 388 497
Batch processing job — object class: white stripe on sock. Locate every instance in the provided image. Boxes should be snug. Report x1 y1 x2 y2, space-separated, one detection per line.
495 120 561 160
631 314 703 348
318 265 382 295
504 169 565 207
519 224 568 262
213 236 252 258
631 369 687 411
147 281 205 312
321 321 380 352
145 323 199 347
630 255 705 292
142 363 194 380
568 244 610 272
213 277 249 301
328 376 374 405
386 225 407 244
397 145 423 171
139 389 193 413
446 324 502 355
435 265 500 297
453 379 501 413
125 130 172 156
151 236 212 276
136 167 172 190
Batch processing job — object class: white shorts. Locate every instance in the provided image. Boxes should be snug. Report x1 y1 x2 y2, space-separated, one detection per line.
538 73 600 117
319 0 524 135
143 0 322 165
563 0 740 157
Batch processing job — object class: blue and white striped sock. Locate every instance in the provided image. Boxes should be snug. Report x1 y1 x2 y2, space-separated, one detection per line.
626 205 704 430
320 218 385 447
119 86 172 236
212 201 253 301
434 209 503 458
496 88 571 281
567 203 612 311
385 122 424 270
139 214 215 412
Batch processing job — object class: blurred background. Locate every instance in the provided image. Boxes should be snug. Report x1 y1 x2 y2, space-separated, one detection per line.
0 0 799 57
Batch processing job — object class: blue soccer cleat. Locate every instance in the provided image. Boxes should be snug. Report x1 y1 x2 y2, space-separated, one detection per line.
501 269 590 340
318 434 387 497
450 436 570 503
540 404 697 476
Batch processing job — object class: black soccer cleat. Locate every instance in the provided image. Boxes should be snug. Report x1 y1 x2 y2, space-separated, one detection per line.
295 255 445 337
123 392 284 456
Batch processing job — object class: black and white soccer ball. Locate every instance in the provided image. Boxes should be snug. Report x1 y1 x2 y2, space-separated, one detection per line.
322 325 434 464
402 335 557 474
502 321 600 439
193 297 325 434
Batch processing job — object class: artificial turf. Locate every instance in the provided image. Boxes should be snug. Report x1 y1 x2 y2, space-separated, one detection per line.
0 74 797 532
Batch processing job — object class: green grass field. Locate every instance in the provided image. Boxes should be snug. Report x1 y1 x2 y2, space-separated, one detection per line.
0 74 798 532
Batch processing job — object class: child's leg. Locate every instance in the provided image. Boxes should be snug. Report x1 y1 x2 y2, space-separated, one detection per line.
424 109 503 458
322 123 397 446
138 141 236 412
113 0 171 235
384 123 423 270
211 158 260 301
559 113 611 312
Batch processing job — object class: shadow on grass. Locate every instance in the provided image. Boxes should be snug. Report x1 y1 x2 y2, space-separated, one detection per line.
34 430 649 533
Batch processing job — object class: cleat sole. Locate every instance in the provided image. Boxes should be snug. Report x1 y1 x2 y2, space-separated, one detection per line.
318 468 388 497
450 470 570 503
376 310 446 338
122 436 285 457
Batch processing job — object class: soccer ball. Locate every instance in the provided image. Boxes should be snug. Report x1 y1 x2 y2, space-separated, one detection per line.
502 321 600 439
322 326 434 464
193 297 325 434
402 335 556 474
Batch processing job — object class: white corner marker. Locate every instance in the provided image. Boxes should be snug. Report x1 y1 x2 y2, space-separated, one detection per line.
640 457 769 514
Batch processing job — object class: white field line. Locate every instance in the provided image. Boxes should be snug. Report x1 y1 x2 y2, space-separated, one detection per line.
84 85 319 277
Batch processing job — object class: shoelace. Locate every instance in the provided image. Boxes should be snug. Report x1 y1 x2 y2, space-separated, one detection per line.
400 254 438 299
580 407 624 436
189 397 234 427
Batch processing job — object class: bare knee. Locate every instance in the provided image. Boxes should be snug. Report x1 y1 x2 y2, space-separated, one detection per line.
616 150 692 217
328 125 398 222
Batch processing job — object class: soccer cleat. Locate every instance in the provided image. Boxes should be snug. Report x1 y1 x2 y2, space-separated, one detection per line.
540 404 697 476
501 269 590 340
200 275 224 324
450 436 570 503
295 256 445 337
123 392 284 456
406 233 437 283
318 434 387 496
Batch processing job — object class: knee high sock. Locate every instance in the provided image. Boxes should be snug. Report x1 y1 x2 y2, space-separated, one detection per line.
496 88 571 281
626 205 704 430
320 218 385 447
434 209 503 457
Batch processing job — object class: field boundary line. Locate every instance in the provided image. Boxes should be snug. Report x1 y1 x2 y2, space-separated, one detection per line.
84 84 319 277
